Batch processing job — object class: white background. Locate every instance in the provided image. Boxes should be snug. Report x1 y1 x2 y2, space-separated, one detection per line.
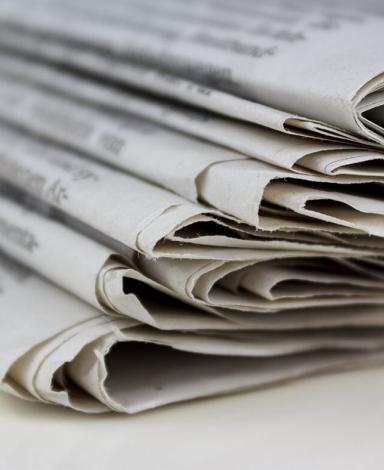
1 366 384 470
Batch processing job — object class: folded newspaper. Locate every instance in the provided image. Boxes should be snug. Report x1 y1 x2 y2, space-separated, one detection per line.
2 0 384 414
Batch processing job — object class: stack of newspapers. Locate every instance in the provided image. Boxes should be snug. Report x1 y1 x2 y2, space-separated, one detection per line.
1 0 384 414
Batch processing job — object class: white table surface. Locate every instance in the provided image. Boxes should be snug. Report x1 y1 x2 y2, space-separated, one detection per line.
1 366 384 470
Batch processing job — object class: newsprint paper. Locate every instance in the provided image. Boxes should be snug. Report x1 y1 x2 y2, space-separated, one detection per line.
1 0 384 413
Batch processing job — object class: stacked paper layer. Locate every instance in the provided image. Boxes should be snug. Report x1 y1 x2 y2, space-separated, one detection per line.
2 0 384 413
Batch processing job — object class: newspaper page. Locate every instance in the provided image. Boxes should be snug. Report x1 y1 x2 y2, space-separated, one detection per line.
0 51 381 181
3 251 384 413
3 0 384 415
2 193 384 321
0 30 367 145
0 64 383 183
0 194 249 330
0 123 384 239
0 0 384 143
